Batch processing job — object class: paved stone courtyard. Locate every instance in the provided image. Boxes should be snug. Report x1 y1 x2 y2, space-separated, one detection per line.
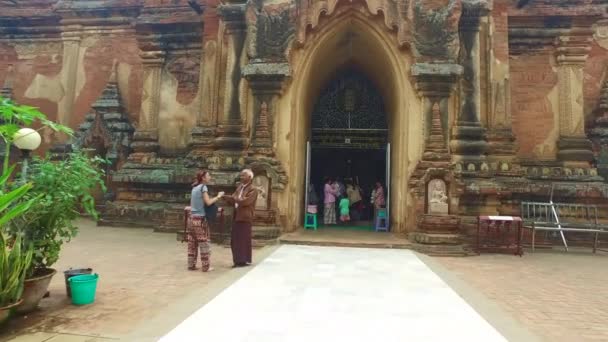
436 250 608 342
0 219 266 341
1 221 606 341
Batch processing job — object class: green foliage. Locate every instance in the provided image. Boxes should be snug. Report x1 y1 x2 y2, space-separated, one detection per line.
0 168 35 307
0 234 33 307
8 151 107 276
0 95 73 174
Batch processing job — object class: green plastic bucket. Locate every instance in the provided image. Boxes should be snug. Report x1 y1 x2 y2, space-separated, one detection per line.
68 274 99 305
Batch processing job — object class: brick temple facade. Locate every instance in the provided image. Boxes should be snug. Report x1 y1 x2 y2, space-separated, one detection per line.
2 0 608 246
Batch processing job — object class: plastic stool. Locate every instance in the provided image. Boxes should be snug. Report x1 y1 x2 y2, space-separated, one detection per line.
375 208 389 232
304 212 318 230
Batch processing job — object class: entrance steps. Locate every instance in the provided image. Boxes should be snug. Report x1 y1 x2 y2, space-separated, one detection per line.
277 229 474 256
410 242 476 257
278 229 412 250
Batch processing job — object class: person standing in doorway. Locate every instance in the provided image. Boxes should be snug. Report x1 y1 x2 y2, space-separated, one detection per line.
224 169 258 267
188 170 224 271
346 180 362 221
323 177 338 225
373 181 386 220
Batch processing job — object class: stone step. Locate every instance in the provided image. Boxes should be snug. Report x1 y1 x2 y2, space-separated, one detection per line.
278 237 413 250
409 232 462 245
410 243 476 257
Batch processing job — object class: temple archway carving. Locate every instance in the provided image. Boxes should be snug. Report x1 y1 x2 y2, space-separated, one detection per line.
295 0 411 48
244 0 466 70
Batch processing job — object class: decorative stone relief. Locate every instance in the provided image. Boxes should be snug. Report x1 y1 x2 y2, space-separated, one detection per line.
295 0 411 47
253 174 270 210
413 0 461 62
428 179 449 215
246 157 288 191
246 0 296 61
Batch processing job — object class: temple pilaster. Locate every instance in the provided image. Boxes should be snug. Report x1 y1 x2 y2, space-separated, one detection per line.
214 4 248 151
243 63 289 157
555 32 594 164
450 1 489 164
409 63 464 247
129 50 164 158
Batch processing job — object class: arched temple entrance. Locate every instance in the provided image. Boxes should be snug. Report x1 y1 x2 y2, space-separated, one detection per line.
276 10 423 233
307 67 390 228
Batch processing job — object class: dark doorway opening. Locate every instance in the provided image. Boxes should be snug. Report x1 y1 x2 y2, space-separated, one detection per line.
310 147 386 227
305 67 390 230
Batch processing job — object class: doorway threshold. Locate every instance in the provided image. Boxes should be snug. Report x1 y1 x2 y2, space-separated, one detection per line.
279 228 412 250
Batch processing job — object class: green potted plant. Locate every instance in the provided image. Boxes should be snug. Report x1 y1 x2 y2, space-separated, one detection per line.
9 151 106 313
0 95 74 313
0 168 35 325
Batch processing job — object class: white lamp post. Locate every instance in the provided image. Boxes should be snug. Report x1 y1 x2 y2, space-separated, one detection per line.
13 128 42 183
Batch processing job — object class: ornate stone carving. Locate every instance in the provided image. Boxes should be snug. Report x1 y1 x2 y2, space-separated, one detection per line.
246 157 288 191
295 0 411 48
249 101 273 155
246 0 296 62
412 0 461 62
253 174 270 210
428 179 448 214
243 62 289 157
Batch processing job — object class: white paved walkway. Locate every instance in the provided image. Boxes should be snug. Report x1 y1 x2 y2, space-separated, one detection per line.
160 245 507 342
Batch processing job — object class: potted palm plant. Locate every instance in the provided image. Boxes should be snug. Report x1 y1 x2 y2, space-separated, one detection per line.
0 167 35 325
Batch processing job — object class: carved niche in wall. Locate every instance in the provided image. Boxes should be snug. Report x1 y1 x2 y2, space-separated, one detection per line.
253 174 271 210
74 79 135 168
427 178 449 215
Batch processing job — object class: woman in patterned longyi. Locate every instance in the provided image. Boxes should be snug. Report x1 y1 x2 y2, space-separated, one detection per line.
188 170 224 272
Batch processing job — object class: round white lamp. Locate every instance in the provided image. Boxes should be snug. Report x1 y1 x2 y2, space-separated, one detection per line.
13 128 42 151
13 128 42 183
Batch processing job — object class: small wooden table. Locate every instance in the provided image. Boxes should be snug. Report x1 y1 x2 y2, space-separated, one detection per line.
477 216 523 256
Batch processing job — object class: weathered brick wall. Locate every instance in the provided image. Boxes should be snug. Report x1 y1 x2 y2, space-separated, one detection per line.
508 0 605 17
584 41 608 120
510 51 559 160
0 41 63 152
70 36 143 129
492 1 510 64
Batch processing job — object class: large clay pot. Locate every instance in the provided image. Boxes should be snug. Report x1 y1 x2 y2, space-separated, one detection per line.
0 299 23 325
16 268 56 314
